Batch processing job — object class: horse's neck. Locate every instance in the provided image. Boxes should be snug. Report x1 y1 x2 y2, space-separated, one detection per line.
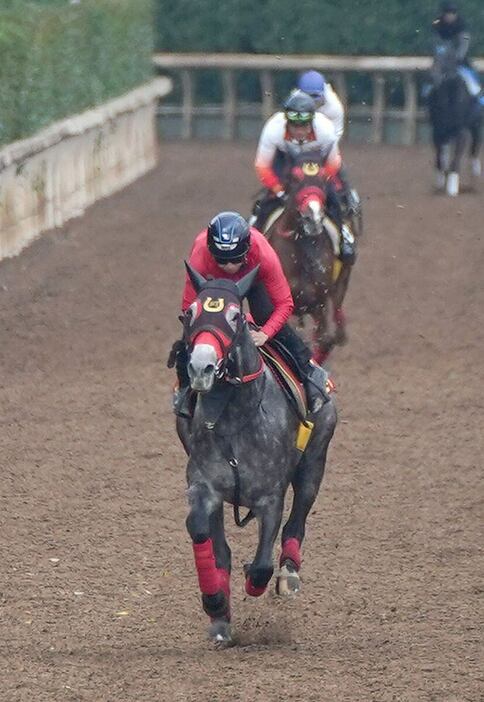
237 326 262 376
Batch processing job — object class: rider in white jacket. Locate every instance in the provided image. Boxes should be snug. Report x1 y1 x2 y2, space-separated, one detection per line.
251 90 356 262
297 71 361 218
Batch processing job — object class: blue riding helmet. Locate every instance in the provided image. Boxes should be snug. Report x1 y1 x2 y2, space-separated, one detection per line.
207 211 251 262
440 1 458 13
297 70 326 100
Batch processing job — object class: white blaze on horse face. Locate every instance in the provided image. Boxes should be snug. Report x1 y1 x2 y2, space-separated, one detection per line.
188 343 219 392
307 199 323 229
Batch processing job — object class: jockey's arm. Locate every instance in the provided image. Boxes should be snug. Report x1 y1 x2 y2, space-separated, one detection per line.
455 30 470 62
322 143 342 178
254 115 285 195
322 84 345 141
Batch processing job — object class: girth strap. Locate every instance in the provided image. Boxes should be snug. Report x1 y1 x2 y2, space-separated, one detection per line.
216 434 255 528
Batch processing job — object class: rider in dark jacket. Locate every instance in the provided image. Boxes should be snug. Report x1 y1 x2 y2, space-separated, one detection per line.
432 2 471 64
429 2 481 98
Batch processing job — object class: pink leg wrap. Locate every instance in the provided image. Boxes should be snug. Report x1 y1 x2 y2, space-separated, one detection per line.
334 307 346 326
280 538 302 570
245 577 267 597
193 539 221 595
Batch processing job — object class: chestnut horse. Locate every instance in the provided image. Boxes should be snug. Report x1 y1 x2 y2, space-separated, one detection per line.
265 152 353 363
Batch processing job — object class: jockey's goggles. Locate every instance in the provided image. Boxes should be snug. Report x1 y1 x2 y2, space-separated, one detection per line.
213 253 247 265
286 110 313 124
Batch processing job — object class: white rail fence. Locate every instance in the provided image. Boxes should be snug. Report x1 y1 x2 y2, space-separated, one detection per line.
0 78 171 260
153 53 484 144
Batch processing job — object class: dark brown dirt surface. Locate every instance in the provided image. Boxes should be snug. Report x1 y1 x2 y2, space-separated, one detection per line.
1 142 482 702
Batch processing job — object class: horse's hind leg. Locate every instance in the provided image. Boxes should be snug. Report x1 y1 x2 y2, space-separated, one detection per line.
245 495 284 597
470 119 482 179
186 484 232 646
277 402 337 596
311 304 333 365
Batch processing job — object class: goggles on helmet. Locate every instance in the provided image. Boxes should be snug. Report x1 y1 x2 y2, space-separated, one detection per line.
286 110 313 124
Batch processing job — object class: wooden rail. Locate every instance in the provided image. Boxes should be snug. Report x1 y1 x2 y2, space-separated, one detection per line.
153 53 484 144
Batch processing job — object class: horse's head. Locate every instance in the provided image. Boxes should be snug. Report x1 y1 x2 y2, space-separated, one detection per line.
182 263 259 393
285 151 329 238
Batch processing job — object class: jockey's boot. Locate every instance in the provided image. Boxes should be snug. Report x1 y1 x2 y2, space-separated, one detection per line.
304 363 331 414
173 385 193 418
339 223 357 265
346 189 361 218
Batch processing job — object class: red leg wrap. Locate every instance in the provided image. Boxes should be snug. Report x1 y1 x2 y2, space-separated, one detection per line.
193 539 220 595
280 538 302 570
218 568 231 601
245 577 267 597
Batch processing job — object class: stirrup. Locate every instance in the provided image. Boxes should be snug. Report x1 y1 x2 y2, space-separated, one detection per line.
304 365 330 414
339 224 356 264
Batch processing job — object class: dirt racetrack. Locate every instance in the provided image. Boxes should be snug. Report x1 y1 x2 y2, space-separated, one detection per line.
1 142 482 702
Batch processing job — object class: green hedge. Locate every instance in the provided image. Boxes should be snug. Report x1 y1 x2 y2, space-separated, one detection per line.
155 0 484 56
0 0 154 146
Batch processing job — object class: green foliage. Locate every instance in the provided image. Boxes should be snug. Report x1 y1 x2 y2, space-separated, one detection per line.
0 0 154 146
155 0 484 55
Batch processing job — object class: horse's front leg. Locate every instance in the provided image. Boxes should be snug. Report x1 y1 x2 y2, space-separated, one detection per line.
186 483 232 646
447 131 467 196
311 301 333 365
331 263 352 348
434 138 448 191
245 494 284 597
277 401 337 596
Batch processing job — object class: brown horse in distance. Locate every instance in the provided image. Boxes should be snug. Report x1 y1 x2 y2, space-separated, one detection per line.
265 152 353 363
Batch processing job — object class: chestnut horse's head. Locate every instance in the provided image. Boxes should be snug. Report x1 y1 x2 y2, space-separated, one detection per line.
284 151 330 238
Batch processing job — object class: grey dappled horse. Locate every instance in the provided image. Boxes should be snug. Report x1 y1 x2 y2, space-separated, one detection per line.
176 264 337 646
427 44 482 195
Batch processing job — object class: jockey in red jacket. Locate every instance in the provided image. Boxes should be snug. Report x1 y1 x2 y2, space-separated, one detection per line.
173 211 328 416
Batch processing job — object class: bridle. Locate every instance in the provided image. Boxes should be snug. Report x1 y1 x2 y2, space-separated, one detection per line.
182 288 264 385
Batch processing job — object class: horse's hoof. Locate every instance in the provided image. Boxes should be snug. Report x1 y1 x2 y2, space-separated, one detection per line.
208 620 233 648
446 172 459 196
434 170 446 191
276 563 301 597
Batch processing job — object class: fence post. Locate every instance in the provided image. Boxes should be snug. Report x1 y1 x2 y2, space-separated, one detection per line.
222 69 237 140
260 70 275 120
371 73 385 144
403 71 418 145
181 70 193 140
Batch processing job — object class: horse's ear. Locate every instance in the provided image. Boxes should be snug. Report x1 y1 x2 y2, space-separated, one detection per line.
236 265 260 299
184 260 207 293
